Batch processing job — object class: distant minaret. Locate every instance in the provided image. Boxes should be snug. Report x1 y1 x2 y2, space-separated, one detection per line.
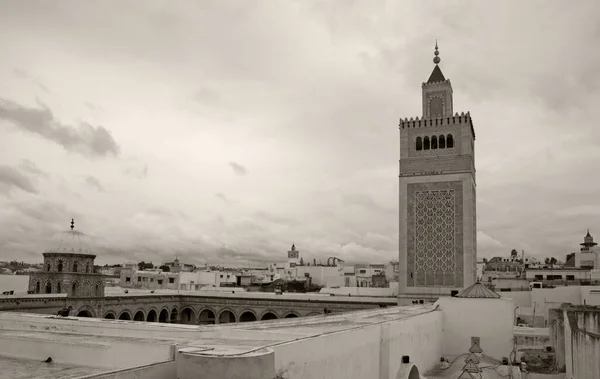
287 244 300 267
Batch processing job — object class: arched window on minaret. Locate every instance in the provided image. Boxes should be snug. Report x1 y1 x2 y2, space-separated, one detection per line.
86 264 90 273
35 281 40 293
446 134 454 148
73 262 78 273
423 136 430 150
46 263 51 272
431 136 438 149
57 261 63 272
45 282 52 294
439 135 446 149
57 282 61 293
416 137 423 151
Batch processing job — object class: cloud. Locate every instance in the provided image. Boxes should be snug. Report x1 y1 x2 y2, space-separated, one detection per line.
215 193 229 203
12 69 50 93
0 98 119 157
18 159 47 177
229 162 247 176
341 192 394 214
122 163 148 180
84 176 104 192
0 164 39 196
0 1 598 266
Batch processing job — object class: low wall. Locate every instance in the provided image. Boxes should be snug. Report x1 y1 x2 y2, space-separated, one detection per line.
0 312 208 340
435 297 515 360
319 287 396 297
81 361 177 379
514 327 551 350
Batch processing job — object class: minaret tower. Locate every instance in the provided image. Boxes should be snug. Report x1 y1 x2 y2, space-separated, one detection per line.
398 43 477 303
287 244 300 268
580 230 597 253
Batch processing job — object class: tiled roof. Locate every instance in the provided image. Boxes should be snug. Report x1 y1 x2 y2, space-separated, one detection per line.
455 282 501 299
427 65 446 83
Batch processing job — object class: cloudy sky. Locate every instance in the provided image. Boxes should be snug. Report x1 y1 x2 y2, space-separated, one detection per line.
1 1 599 267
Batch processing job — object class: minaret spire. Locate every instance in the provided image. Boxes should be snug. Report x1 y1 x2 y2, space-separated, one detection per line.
70 218 75 231
433 40 440 65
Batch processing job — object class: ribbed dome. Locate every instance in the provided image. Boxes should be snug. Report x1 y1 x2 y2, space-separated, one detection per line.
47 229 93 254
455 282 501 299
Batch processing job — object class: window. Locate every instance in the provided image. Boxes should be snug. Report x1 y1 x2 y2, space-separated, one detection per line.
126 277 131 282
86 265 90 273
416 137 423 151
72 262 78 273
359 269 366 274
424 136 430 150
534 275 543 280
446 134 454 148
220 274 224 278
95 285 99 296
46 264 51 272
57 261 63 272
45 282 52 294
56 282 61 293
35 282 40 293
157 279 163 285
566 275 575 281
431 135 438 149
439 135 446 148
169 278 175 284
138 277 142 282
72 282 78 296
150 278 154 282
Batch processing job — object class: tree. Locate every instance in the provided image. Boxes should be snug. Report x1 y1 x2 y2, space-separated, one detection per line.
483 258 488 264
159 265 170 272
138 261 154 270
511 249 518 257
565 252 575 263
544 257 557 266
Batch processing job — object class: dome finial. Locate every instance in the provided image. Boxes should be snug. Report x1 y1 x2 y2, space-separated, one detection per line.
70 218 75 231
433 40 440 65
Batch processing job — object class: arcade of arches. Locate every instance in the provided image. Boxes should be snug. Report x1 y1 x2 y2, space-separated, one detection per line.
91 307 309 324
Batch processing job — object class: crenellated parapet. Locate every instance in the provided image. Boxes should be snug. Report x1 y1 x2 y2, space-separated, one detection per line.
399 112 475 140
422 78 451 87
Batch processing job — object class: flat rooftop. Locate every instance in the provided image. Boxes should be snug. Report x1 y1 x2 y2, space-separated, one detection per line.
424 354 517 379
180 304 434 356
0 355 107 379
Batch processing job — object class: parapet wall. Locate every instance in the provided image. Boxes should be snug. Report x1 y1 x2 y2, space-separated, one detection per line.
550 304 600 379
399 112 475 139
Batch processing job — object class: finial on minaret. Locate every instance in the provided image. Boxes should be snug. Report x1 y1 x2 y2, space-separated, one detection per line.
433 40 440 65
70 218 74 231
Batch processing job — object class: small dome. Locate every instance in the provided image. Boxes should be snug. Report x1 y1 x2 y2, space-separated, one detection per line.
456 282 501 299
47 230 93 254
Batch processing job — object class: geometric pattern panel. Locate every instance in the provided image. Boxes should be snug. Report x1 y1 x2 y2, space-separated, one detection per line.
414 190 456 286
406 181 464 288
415 190 456 275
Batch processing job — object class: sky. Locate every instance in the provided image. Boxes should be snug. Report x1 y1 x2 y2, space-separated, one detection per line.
0 1 599 267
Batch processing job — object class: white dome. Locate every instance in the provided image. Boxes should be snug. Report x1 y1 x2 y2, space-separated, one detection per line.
47 230 93 254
